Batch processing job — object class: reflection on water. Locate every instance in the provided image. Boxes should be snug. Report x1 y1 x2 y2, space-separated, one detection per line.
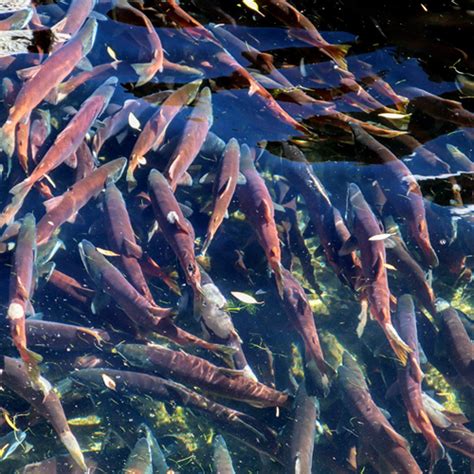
0 0 473 472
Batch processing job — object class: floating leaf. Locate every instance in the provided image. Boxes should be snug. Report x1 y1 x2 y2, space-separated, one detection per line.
230 291 262 305
101 374 116 391
378 112 411 120
106 46 118 61
128 112 141 130
368 233 393 241
384 263 397 271
96 247 120 257
242 0 265 16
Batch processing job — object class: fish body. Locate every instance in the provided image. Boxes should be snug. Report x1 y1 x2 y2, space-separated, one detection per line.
92 98 147 156
26 320 109 352
36 157 126 245
213 435 235 474
351 122 438 268
0 356 87 471
128 80 201 190
118 343 289 408
347 183 410 365
71 368 278 456
279 267 330 396
384 218 436 316
148 169 201 292
256 0 349 69
8 213 42 374
439 307 474 387
0 18 98 158
236 145 283 290
287 384 318 474
394 295 444 468
202 138 240 255
47 269 94 304
104 182 154 302
165 87 213 191
54 0 96 38
79 240 171 327
195 268 255 379
338 353 422 473
124 437 153 474
1 77 117 227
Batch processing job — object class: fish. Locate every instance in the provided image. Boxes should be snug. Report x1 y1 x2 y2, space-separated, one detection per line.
148 169 202 293
201 138 241 256
164 86 213 191
127 80 201 190
29 109 51 164
36 157 127 246
344 183 411 365
278 267 331 396
7 213 43 383
0 77 117 227
338 353 422 473
124 437 153 474
214 50 306 134
53 0 96 38
0 18 98 158
79 240 223 353
114 0 163 86
104 182 154 302
194 267 256 380
74 140 96 181
26 320 109 352
438 306 474 388
383 217 437 317
392 294 445 469
286 384 318 474
350 122 438 268
256 0 349 69
92 98 148 157
213 435 235 474
435 423 474 460
71 368 279 458
236 145 284 293
79 239 172 325
0 356 87 472
404 86 474 128
118 343 290 408
0 9 31 30
46 269 95 305
282 144 362 292
47 61 121 105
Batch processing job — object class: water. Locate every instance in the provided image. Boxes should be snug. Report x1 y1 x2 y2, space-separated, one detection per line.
0 0 473 472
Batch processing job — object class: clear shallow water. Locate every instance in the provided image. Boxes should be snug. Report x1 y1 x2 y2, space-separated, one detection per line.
0 1 473 473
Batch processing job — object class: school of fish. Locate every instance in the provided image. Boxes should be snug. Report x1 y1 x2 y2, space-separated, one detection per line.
0 0 473 472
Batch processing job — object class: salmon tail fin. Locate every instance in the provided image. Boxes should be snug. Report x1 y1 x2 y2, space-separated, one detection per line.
60 430 88 472
126 160 139 192
0 180 33 227
0 121 16 158
321 44 350 70
131 63 154 87
424 438 446 472
200 233 213 257
384 322 412 366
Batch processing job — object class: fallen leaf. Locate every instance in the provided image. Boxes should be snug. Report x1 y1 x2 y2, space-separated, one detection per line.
101 374 116 391
230 291 262 305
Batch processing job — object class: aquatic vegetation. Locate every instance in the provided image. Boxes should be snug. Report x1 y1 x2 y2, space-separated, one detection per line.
0 0 473 472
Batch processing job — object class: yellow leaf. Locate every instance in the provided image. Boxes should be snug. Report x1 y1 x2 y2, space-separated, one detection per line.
128 112 141 131
242 0 264 16
230 291 262 305
107 46 118 61
368 233 394 241
101 374 116 391
96 247 121 257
